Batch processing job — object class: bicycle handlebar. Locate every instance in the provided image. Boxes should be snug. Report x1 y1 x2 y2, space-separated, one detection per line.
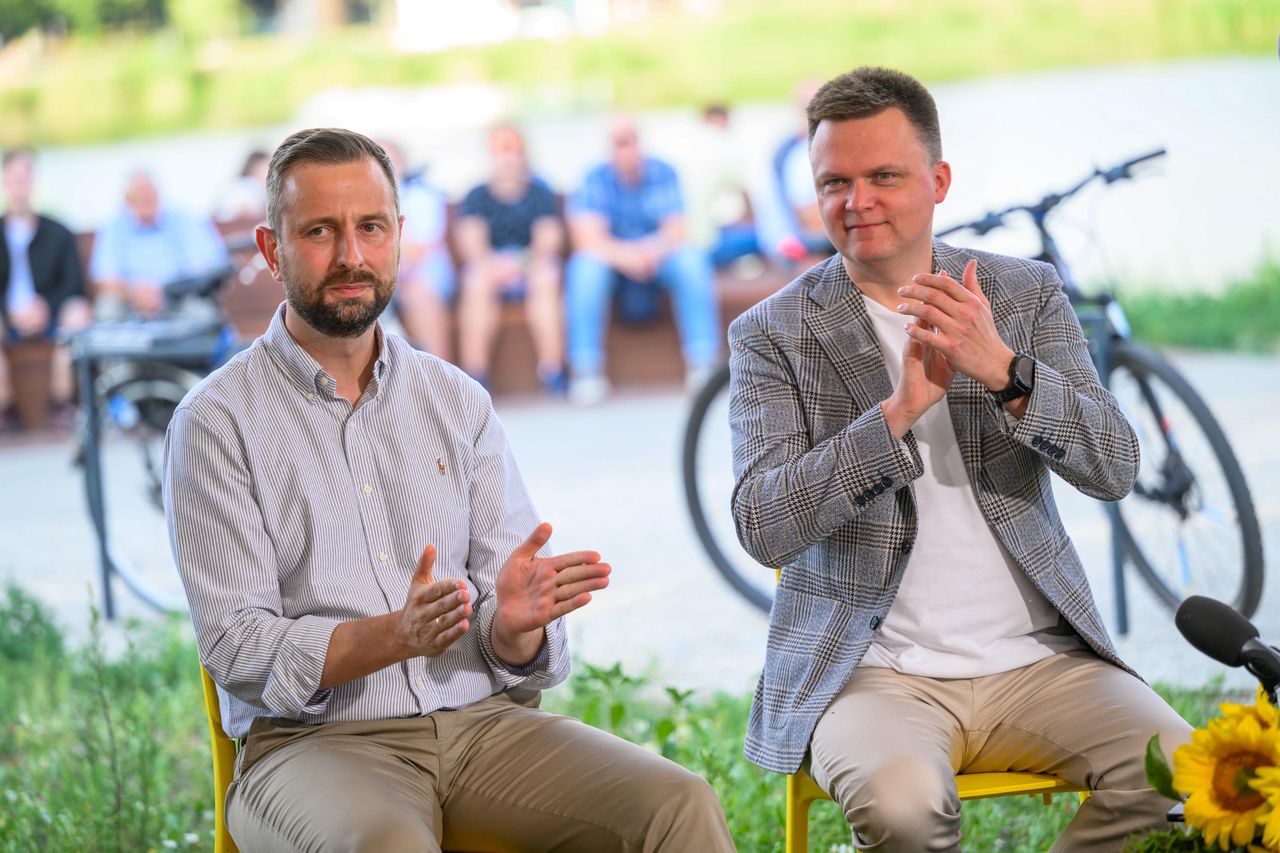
935 148 1166 239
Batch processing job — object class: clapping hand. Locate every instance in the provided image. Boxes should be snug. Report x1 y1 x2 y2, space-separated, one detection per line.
491 522 611 666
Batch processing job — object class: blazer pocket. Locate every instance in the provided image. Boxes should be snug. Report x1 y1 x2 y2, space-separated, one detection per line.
762 586 849 729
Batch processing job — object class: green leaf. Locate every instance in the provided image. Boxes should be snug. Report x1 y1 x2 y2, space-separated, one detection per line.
1145 734 1180 801
655 718 676 743
609 700 626 731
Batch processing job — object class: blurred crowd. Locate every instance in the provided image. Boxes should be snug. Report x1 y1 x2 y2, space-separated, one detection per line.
0 94 835 431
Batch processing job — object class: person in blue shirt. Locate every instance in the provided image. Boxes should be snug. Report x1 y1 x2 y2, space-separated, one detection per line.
89 170 228 320
0 147 91 432
565 116 720 405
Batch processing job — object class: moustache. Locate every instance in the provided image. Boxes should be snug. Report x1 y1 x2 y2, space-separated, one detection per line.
322 270 381 289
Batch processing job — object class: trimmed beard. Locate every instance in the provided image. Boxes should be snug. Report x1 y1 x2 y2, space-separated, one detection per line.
281 258 395 339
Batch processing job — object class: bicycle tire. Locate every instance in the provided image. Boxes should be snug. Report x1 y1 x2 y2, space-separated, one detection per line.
1107 341 1264 616
682 362 775 613
94 360 202 512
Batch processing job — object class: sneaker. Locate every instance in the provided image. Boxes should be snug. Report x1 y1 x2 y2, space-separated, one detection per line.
0 405 19 436
47 400 77 434
539 368 569 397
568 374 610 407
685 363 717 394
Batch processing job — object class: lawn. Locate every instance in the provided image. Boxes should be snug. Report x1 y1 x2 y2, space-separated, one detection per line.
0 582 1234 852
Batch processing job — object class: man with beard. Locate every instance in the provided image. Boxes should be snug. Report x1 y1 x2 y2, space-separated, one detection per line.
163 128 734 852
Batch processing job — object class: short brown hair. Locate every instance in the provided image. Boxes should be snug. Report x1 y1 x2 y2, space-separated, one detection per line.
806 67 943 164
265 128 398 234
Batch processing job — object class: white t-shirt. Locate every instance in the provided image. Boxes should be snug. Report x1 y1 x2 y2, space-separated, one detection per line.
857 294 1082 678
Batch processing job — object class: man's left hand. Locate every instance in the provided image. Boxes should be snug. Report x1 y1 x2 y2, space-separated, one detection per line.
491 522 611 667
896 259 1014 392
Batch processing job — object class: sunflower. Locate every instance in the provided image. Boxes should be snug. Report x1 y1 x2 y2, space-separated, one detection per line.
1173 714 1280 850
1251 766 1280 851
1221 687 1280 731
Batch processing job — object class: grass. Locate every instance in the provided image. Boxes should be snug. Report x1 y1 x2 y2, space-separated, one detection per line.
0 0 1277 146
0 582 1239 851
1123 258 1280 353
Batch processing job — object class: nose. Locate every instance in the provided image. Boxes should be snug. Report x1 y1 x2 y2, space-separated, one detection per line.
844 180 875 213
334 226 365 271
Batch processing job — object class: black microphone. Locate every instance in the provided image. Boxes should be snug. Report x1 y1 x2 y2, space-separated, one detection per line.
1175 595 1280 704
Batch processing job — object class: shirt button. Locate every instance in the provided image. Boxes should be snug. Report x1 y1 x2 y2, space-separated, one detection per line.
362 483 372 495
306 392 315 401
378 552 388 562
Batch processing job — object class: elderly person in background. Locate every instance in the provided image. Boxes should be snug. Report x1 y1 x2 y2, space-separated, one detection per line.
90 169 228 320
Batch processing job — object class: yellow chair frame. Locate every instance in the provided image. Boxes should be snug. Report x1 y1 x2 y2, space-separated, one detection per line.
785 767 1087 852
200 664 240 853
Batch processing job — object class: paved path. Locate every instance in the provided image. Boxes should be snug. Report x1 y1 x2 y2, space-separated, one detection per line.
0 349 1275 697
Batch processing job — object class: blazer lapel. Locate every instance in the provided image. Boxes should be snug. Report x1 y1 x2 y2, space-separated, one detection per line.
803 258 893 413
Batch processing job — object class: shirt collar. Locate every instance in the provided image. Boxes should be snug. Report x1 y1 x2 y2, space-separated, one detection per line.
263 303 391 400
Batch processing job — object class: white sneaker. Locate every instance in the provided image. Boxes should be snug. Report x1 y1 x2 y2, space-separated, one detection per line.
685 364 717 394
569 374 610 406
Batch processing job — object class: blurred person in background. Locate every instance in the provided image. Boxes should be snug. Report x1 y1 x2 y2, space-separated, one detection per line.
681 104 761 270
565 115 720 405
215 149 270 224
455 124 567 394
0 147 91 432
90 169 228 320
755 80 834 266
379 139 453 359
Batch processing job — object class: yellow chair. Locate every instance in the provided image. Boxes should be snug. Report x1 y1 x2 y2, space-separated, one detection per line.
785 767 1088 852
200 664 240 853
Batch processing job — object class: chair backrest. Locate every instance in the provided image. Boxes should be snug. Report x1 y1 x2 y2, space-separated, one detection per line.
199 664 240 853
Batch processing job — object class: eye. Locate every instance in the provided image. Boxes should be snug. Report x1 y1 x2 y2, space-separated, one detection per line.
875 172 899 183
360 222 384 234
306 225 330 238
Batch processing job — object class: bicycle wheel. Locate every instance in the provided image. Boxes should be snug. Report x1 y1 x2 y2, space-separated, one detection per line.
81 360 201 612
1106 341 1264 616
682 362 775 613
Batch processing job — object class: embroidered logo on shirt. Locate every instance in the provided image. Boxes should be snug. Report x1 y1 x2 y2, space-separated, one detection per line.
437 457 446 476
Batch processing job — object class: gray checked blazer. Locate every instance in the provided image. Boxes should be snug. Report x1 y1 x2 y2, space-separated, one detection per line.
728 240 1140 774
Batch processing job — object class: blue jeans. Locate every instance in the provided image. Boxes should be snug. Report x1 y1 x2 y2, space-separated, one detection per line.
565 246 720 376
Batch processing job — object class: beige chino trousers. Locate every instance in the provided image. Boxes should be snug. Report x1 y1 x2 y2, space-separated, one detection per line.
226 691 735 852
809 650 1192 852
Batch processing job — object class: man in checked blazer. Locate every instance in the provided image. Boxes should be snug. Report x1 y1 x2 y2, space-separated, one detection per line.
728 67 1190 851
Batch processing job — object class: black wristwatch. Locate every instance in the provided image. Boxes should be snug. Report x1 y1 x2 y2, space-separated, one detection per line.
991 354 1035 403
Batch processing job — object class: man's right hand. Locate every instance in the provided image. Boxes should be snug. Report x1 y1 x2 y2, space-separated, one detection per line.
881 316 954 439
395 544 472 658
129 283 165 318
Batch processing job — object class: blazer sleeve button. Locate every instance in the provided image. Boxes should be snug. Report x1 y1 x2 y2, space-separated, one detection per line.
880 475 892 487
855 495 867 507
870 616 881 630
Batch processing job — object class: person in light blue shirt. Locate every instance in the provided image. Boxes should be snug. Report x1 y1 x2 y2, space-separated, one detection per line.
89 170 228 320
565 116 720 405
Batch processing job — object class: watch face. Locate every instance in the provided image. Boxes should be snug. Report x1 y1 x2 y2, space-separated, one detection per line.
1014 355 1036 389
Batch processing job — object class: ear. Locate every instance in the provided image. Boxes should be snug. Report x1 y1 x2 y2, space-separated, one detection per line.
932 160 952 205
255 224 282 283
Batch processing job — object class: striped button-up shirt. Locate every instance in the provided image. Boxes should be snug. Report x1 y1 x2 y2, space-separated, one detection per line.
164 306 567 738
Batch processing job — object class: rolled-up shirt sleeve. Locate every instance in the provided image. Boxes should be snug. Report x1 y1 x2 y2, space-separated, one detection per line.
462 392 569 690
164 405 338 718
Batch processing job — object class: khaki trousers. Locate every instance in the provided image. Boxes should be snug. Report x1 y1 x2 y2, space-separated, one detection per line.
226 691 735 852
808 651 1192 852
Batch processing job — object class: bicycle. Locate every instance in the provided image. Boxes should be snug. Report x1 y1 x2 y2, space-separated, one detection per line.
72 241 263 619
682 149 1265 622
